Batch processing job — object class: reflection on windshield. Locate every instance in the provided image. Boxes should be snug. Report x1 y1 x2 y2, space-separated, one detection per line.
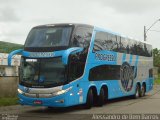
25 26 72 48
23 63 36 80
20 57 66 87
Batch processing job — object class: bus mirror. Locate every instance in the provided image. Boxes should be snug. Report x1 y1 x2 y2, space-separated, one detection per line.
8 49 23 66
62 47 83 65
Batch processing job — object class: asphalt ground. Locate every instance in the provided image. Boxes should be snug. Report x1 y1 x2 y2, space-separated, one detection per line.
0 85 160 120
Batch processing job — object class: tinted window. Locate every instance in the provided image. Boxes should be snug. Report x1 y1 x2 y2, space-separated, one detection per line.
108 34 118 51
68 58 85 82
71 27 93 48
89 65 120 81
129 40 137 55
128 39 134 54
136 42 143 56
120 37 128 53
93 32 107 51
145 44 152 57
93 32 118 52
116 36 121 51
93 31 152 57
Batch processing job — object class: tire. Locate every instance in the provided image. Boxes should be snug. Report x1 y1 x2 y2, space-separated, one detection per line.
47 106 53 109
141 84 146 97
133 84 141 99
97 88 105 106
85 89 93 109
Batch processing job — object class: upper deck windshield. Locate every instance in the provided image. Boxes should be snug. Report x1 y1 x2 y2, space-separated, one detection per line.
25 26 72 48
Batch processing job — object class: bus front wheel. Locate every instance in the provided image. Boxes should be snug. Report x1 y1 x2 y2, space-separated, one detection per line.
85 89 93 109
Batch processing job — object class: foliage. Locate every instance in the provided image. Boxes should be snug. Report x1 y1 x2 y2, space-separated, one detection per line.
153 48 160 73
0 97 18 106
0 41 23 53
154 74 160 85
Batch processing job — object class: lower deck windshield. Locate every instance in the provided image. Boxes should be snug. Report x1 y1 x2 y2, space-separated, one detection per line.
20 57 67 88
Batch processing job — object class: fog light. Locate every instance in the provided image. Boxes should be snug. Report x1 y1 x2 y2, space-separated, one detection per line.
55 99 64 103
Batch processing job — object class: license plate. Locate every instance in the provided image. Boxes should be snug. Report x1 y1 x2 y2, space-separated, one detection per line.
34 100 43 105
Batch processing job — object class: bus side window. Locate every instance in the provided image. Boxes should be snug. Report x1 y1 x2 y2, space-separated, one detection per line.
89 65 120 81
110 34 118 51
107 34 115 51
145 44 152 57
72 27 92 49
68 54 85 82
93 32 120 52
148 44 152 57
116 36 121 52
93 32 107 52
120 37 128 53
136 42 143 56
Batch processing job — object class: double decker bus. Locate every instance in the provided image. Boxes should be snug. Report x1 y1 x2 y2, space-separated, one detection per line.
8 23 153 108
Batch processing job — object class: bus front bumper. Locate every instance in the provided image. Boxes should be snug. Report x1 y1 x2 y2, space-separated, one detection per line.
18 93 68 107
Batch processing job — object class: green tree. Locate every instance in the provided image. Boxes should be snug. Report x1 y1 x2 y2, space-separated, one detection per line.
0 41 23 53
153 48 160 73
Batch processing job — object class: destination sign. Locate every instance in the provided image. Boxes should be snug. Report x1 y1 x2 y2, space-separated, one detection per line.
29 52 54 58
95 53 116 61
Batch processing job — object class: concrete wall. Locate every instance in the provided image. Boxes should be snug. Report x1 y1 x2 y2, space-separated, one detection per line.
0 53 20 97
0 66 19 76
0 77 18 97
0 53 21 66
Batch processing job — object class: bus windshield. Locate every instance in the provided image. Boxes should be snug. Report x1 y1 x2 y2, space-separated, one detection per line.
20 57 67 87
25 26 72 48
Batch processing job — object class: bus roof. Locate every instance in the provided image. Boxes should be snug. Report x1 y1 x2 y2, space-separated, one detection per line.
33 23 94 28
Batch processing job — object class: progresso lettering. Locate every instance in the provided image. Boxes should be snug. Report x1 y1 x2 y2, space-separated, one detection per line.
95 53 116 61
29 52 54 57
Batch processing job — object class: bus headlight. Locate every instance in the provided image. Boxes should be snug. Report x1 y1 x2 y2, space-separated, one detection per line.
54 86 72 96
18 89 24 94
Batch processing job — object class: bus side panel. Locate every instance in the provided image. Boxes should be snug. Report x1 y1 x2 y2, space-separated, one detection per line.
145 77 154 92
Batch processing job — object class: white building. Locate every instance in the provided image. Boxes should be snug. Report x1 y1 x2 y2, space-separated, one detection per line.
0 53 21 76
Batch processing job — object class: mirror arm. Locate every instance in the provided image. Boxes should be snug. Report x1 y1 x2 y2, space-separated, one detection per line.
8 49 23 66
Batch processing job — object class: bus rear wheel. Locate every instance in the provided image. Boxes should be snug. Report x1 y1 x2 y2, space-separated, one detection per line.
85 89 93 109
132 84 141 99
141 84 146 97
97 88 105 106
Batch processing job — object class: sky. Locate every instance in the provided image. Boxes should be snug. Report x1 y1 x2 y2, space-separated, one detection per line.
0 0 160 48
